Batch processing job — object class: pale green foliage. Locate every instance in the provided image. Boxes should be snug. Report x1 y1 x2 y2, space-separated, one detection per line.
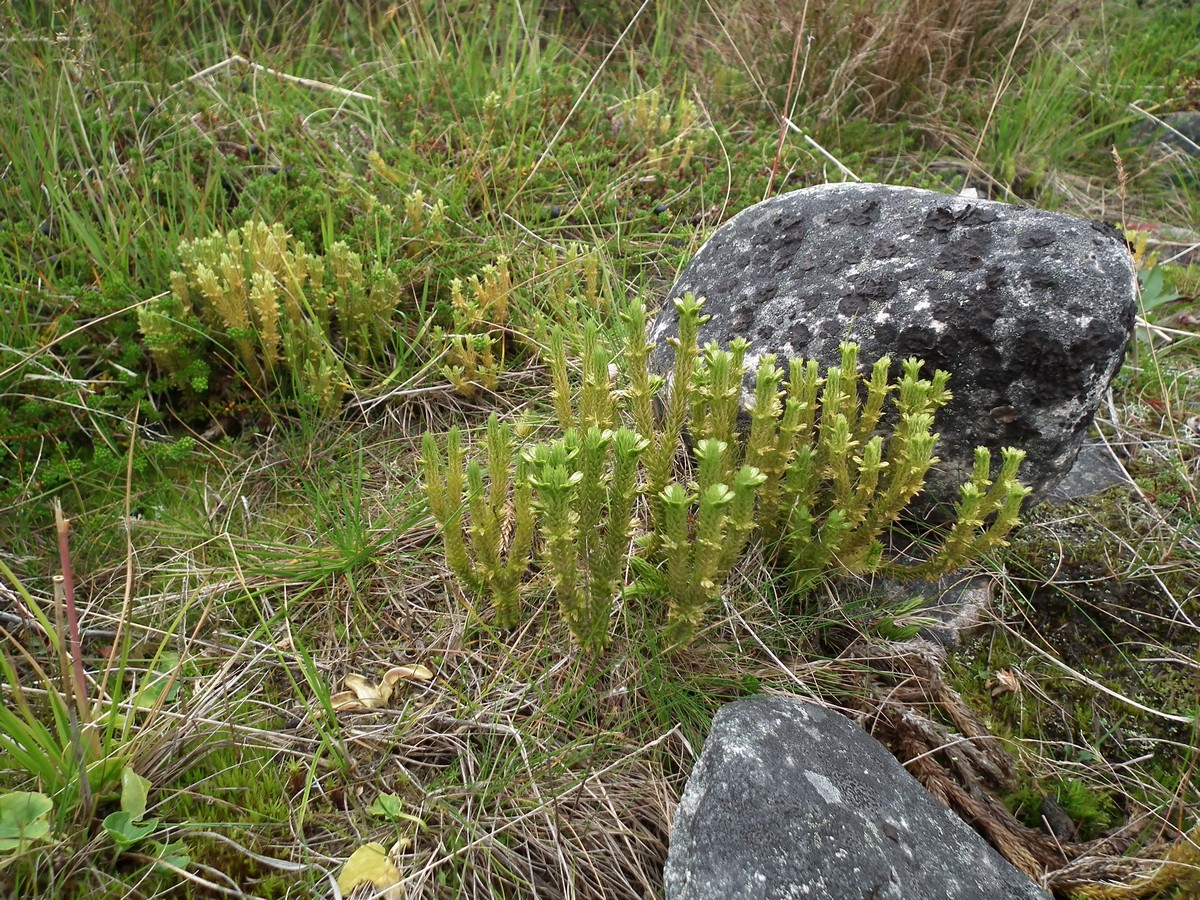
430 242 608 398
139 219 402 410
736 336 1028 590
422 291 1030 652
0 792 53 853
432 256 512 396
616 87 699 175
548 325 575 431
772 348 949 586
525 426 648 652
643 293 705 541
896 445 1030 579
620 298 661 450
421 414 535 627
530 243 609 330
578 321 617 432
538 298 767 648
651 439 767 648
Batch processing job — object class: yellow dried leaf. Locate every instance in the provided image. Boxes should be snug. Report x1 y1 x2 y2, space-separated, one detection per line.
337 842 401 895
331 666 431 712
332 673 392 710
383 664 434 687
347 672 393 705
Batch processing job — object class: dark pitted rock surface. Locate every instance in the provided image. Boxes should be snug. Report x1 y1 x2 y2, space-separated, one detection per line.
650 183 1137 511
664 694 1051 900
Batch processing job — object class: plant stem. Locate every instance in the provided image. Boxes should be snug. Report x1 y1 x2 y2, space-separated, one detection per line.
53 500 89 722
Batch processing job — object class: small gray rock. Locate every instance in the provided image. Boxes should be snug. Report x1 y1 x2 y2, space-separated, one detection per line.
665 695 1050 900
1134 110 1200 159
1045 438 1135 503
876 568 995 648
650 183 1137 511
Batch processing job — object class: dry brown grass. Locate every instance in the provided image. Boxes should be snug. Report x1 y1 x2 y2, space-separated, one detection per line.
568 0 1074 119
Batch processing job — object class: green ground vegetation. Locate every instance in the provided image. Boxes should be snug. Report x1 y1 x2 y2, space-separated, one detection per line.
1 0 1199 897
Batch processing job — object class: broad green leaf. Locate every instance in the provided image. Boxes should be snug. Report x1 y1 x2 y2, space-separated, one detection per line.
102 811 159 849
120 767 151 820
133 652 182 709
367 793 405 820
367 794 427 832
153 840 191 872
0 792 53 853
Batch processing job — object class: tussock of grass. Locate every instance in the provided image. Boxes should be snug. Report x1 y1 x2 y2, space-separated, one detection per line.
1 0 1198 897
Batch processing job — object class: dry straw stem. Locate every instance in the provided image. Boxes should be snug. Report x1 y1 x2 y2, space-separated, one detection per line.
303 578 680 899
171 54 378 102
506 0 654 213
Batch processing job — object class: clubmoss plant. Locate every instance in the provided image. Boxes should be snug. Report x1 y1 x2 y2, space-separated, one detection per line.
620 298 663 451
543 295 768 648
689 339 750 463
421 414 535 627
896 445 1030 579
139 220 402 410
753 345 1029 589
526 425 648 652
424 292 1029 651
644 299 1031 613
616 88 700 175
433 256 513 396
529 244 609 336
546 320 618 435
642 293 706 539
650 438 767 648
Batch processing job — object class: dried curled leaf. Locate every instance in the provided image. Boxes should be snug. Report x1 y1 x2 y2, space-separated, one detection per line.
331 673 390 711
331 665 434 711
383 664 434 686
988 668 1021 696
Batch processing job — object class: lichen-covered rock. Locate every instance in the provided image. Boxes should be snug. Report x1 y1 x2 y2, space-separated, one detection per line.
650 183 1137 510
664 695 1050 900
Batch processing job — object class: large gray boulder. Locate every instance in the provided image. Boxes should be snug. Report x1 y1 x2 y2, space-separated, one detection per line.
650 183 1137 510
665 695 1050 900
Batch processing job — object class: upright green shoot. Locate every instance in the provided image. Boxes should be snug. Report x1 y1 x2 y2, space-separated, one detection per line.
421 414 535 627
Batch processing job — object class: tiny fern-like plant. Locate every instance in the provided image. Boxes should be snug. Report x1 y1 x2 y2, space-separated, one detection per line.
648 438 767 649
772 347 949 587
638 294 703 550
421 414 535 628
643 295 1030 630
893 445 1029 580
432 256 513 397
